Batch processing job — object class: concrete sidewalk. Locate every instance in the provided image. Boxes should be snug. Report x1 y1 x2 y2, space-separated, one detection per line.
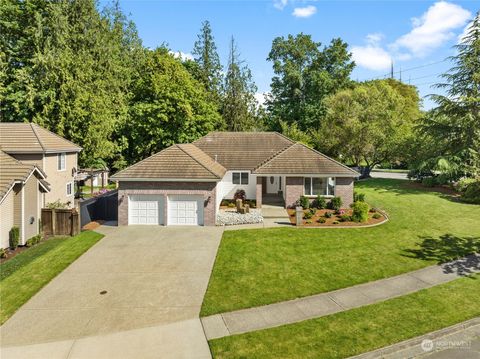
201 254 479 340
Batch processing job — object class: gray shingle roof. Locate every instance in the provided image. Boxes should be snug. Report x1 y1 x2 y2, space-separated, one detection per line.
110 144 227 181
0 123 82 153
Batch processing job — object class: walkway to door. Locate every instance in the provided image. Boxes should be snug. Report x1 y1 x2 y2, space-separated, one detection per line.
261 194 289 219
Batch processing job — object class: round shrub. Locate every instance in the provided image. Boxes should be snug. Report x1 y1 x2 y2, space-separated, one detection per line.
456 177 477 193
329 196 343 211
317 217 326 224
313 195 326 209
462 181 480 204
372 213 381 219
324 212 333 218
299 195 310 209
303 210 314 220
352 201 370 223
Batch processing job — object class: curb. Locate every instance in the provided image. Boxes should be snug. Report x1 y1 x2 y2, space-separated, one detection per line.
349 317 480 359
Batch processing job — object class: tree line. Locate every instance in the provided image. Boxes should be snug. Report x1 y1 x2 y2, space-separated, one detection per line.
1 0 478 183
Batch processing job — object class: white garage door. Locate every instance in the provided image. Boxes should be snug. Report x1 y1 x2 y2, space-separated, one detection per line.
168 195 204 226
128 195 164 225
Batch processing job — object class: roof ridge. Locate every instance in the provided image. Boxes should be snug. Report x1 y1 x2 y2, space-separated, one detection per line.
253 142 295 171
111 146 171 178
30 123 46 152
176 144 222 179
31 123 82 152
295 142 359 175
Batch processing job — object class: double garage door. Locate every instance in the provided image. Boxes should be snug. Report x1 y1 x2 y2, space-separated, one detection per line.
128 194 204 226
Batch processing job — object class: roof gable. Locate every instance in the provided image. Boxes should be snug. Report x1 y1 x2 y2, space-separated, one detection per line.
0 123 81 153
110 144 227 181
0 151 47 203
193 132 294 170
253 143 359 176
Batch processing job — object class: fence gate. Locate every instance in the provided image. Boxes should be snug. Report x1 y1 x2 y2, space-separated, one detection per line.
41 208 80 236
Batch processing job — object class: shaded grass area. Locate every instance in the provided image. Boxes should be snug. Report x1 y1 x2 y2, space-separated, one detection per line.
0 231 103 324
210 274 480 359
201 179 480 316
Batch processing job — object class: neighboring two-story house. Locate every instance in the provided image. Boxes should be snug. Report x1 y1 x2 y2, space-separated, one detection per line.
0 123 82 208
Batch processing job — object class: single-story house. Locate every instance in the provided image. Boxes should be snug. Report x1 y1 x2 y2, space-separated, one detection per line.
0 151 50 248
111 132 359 226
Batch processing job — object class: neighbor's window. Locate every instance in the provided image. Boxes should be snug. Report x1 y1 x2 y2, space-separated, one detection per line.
66 182 73 196
232 172 249 185
57 153 66 171
304 177 335 196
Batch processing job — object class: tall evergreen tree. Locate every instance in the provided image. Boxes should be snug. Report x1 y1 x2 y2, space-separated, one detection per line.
192 20 223 102
0 0 142 167
222 37 259 131
417 12 480 177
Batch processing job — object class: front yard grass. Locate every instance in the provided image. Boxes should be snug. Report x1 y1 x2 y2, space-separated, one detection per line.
0 231 103 324
201 179 480 316
209 274 480 358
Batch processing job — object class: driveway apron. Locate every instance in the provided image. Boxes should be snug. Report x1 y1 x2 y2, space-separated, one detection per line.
0 225 224 359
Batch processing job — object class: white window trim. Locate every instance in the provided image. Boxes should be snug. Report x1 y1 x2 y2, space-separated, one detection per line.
304 177 335 197
232 172 249 185
66 181 73 196
57 153 66 171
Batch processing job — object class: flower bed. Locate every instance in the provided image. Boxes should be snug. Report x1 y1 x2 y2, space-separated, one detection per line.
217 209 263 226
287 207 387 227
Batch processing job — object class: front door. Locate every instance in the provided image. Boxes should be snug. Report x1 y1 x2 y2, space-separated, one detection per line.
266 176 280 194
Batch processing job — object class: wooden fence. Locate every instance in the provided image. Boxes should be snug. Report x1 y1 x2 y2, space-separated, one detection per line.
41 208 80 236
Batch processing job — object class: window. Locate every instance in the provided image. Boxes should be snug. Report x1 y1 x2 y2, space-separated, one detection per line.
57 153 66 171
66 182 73 196
232 172 249 185
304 177 335 196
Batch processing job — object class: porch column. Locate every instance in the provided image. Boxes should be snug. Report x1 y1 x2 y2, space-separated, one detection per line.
256 177 262 208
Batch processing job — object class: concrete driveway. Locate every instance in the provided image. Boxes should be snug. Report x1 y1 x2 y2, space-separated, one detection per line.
0 225 224 359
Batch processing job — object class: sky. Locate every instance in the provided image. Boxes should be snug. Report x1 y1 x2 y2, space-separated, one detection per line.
104 0 478 110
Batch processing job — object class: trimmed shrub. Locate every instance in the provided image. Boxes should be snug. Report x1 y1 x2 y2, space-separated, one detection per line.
299 195 310 209
0 247 7 258
461 181 480 204
455 178 477 193
233 189 246 202
313 195 326 209
26 234 42 247
352 201 370 223
372 213 381 219
9 227 19 249
422 177 436 187
317 217 326 224
339 214 351 222
353 191 366 202
324 211 333 218
329 196 343 211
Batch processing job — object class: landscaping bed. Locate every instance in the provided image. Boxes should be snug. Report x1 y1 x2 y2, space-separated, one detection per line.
217 209 263 226
287 207 387 226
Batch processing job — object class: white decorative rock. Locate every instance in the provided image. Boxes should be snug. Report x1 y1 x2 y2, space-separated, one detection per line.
216 209 264 226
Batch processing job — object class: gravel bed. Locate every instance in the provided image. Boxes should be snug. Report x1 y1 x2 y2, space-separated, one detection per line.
216 209 264 226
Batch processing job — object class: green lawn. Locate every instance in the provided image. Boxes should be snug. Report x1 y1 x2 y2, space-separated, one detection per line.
201 179 480 316
0 231 103 324
209 274 480 359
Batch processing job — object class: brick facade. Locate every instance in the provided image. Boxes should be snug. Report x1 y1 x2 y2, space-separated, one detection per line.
284 176 355 209
256 177 263 208
285 177 304 208
335 177 354 207
118 181 217 226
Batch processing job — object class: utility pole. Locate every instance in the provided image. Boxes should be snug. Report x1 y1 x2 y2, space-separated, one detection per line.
390 60 394 79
